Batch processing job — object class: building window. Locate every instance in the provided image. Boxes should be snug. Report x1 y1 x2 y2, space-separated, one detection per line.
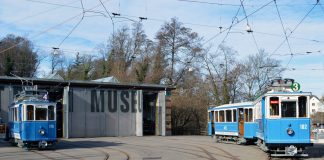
312 103 315 106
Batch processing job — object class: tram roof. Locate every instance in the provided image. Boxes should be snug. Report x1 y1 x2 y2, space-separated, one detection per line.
208 102 253 111
0 76 175 91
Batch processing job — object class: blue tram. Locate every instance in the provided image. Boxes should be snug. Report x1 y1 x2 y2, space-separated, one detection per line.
208 102 256 144
208 78 313 157
8 89 57 149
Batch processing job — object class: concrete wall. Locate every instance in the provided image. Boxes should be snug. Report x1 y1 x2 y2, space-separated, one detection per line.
0 86 14 124
0 84 167 138
65 87 143 138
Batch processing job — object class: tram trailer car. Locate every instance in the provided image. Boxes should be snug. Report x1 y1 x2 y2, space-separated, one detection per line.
8 90 57 149
208 102 256 144
208 78 313 157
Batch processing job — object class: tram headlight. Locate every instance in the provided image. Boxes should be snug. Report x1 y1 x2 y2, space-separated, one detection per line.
39 129 45 135
287 128 294 135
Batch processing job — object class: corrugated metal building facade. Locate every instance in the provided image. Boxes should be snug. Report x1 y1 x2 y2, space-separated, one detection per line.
0 77 173 138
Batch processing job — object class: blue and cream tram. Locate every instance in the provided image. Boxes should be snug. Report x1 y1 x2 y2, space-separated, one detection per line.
254 79 312 156
208 78 313 157
8 89 57 149
208 102 256 144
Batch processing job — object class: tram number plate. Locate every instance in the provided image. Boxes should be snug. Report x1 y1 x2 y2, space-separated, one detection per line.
300 124 307 130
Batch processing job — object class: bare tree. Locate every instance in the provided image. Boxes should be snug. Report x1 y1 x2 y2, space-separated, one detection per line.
49 49 65 74
156 18 202 86
241 50 283 100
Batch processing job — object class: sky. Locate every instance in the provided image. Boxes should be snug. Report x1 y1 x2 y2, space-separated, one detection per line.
0 0 324 96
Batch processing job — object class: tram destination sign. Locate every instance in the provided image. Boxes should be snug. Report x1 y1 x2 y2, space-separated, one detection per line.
290 82 301 92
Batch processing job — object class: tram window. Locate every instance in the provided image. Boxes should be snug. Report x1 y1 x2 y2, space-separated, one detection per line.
269 97 279 117
219 110 225 122
298 96 307 117
208 112 212 122
233 110 237 122
281 101 296 118
36 107 47 120
248 108 253 122
13 108 17 122
226 110 232 122
26 105 34 120
48 105 55 120
215 111 219 122
244 108 248 122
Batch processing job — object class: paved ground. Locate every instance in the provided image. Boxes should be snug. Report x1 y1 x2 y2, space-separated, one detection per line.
0 136 323 160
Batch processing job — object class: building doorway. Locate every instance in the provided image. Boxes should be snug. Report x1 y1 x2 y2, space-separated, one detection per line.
143 92 158 135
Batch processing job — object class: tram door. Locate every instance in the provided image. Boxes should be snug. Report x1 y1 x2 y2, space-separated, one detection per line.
238 108 244 136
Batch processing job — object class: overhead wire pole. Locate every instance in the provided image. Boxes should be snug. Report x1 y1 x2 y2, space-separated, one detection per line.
0 0 110 54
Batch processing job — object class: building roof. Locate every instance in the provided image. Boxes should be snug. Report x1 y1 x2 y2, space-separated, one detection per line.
92 76 119 83
46 72 64 80
0 76 175 91
208 102 253 111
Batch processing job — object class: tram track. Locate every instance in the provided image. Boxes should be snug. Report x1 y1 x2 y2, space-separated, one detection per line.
163 137 240 160
59 140 110 160
61 139 132 160
124 137 238 160
30 150 56 160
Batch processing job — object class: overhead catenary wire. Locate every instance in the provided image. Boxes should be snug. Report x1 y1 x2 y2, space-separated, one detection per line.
178 0 317 7
177 0 242 6
212 1 242 55
99 0 115 38
229 28 323 43
202 0 274 46
0 0 80 28
270 1 319 56
26 0 81 9
239 0 261 54
273 0 293 55
0 0 110 54
57 0 86 48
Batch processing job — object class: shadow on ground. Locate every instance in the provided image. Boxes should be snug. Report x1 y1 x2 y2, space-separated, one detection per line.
0 138 124 150
55 139 124 150
305 143 324 159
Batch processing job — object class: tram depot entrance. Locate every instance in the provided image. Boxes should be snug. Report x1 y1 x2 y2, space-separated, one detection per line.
45 87 64 138
143 92 158 135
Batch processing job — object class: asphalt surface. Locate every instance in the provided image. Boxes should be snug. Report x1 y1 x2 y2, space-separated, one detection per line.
0 136 323 160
